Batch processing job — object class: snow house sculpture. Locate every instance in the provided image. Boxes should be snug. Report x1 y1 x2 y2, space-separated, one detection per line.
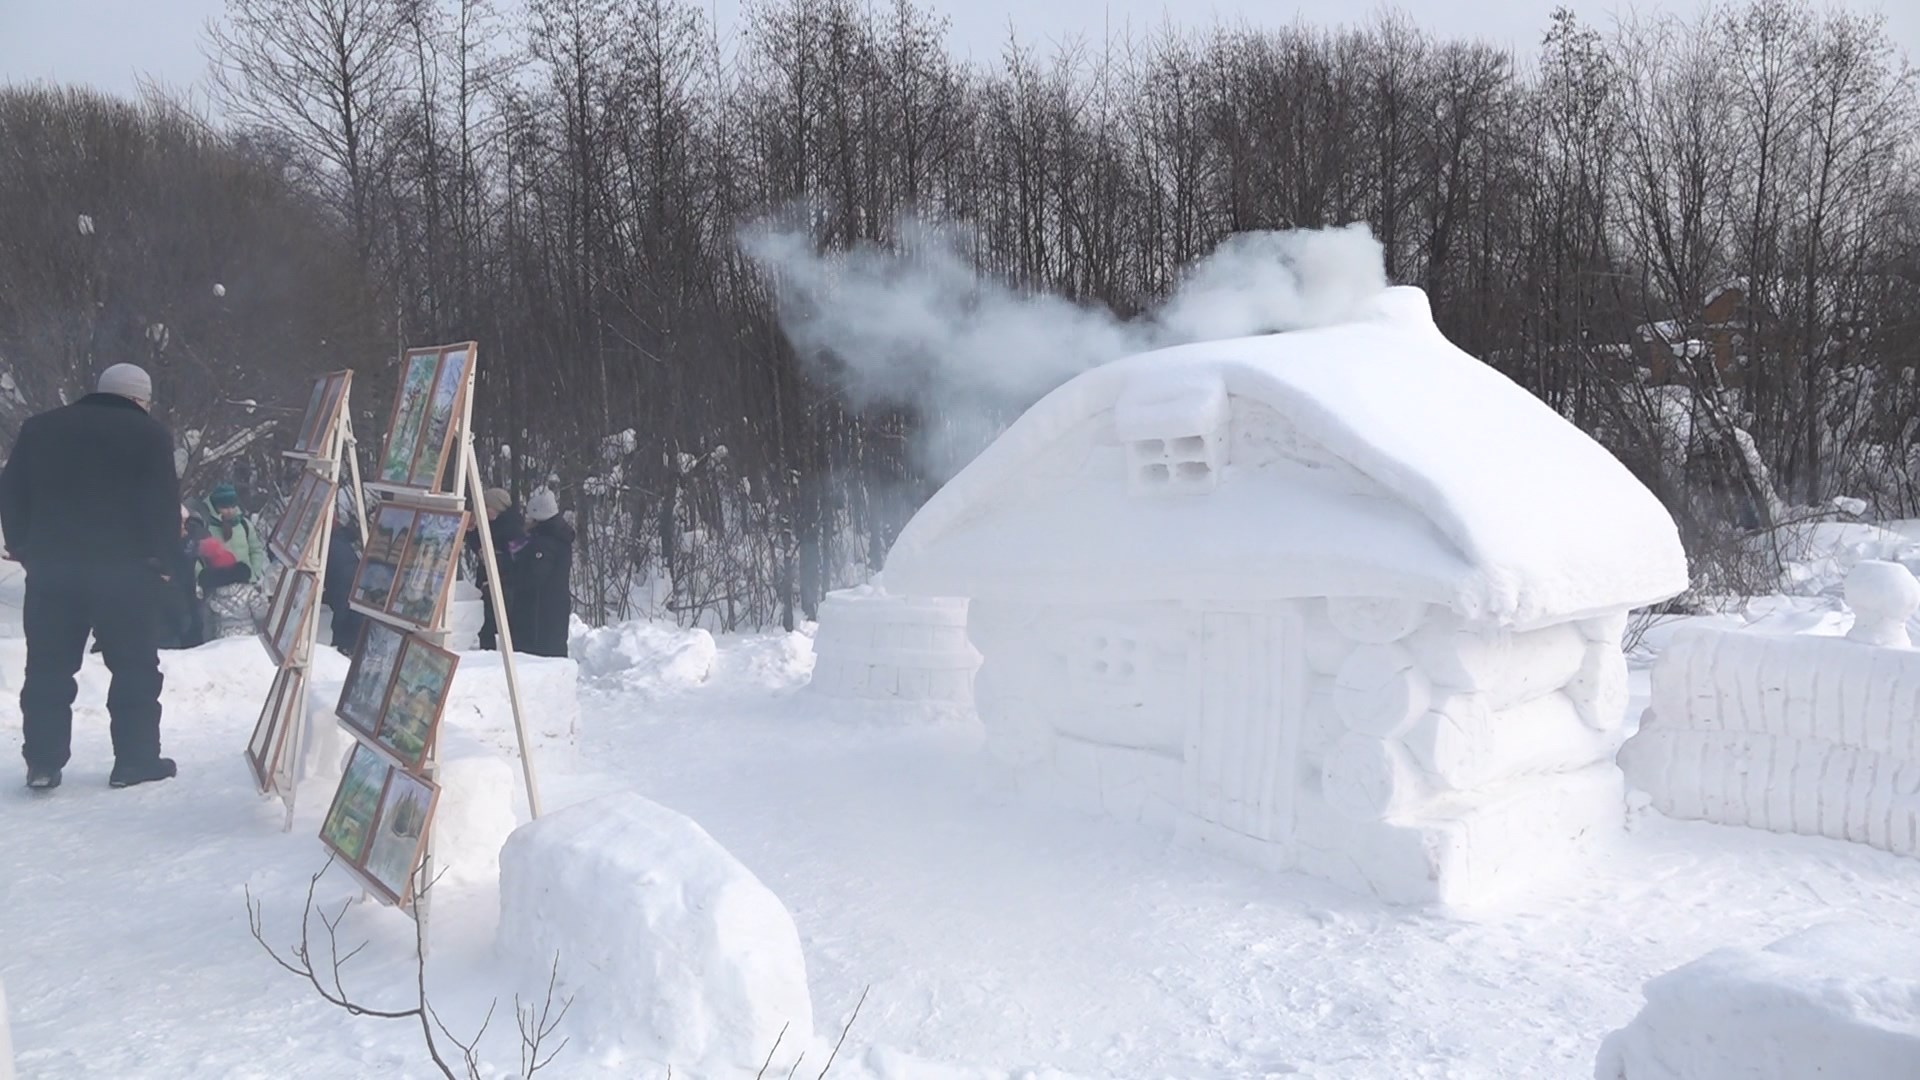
881 287 1689 905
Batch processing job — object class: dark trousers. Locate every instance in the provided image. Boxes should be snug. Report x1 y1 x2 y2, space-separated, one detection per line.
20 562 165 771
477 583 500 651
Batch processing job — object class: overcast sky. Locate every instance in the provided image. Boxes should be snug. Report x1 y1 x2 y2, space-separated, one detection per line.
1 0 1916 97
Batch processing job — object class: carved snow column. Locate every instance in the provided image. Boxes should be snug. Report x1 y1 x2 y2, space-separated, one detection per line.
1318 598 1433 821
1313 597 1633 905
810 590 981 705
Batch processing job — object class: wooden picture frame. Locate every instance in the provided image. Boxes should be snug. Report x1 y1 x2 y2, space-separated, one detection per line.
319 742 441 910
245 665 304 795
268 571 317 664
405 345 472 489
374 343 474 495
385 508 467 630
349 504 416 614
269 471 327 565
292 371 352 457
359 767 439 907
320 742 389 867
255 565 290 637
369 635 458 772
377 349 445 489
336 620 407 743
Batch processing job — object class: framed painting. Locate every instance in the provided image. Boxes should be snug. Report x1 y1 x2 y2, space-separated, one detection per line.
257 566 298 661
358 768 439 908
286 473 334 564
319 742 389 867
269 471 326 564
245 666 304 796
336 620 407 742
255 565 289 637
378 349 443 488
384 509 466 630
268 571 317 664
405 345 473 489
291 371 351 457
370 635 458 771
350 504 416 614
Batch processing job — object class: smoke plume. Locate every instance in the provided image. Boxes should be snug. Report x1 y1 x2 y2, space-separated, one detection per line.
738 215 1387 479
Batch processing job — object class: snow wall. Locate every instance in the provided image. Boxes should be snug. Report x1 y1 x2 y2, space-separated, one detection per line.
1620 563 1920 857
808 588 980 706
1596 922 1920 1080
972 597 1634 906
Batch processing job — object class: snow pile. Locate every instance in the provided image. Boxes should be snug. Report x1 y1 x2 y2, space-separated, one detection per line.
495 791 813 1076
856 1047 1101 1080
571 619 717 695
427 729 528 890
1595 922 1920 1080
1773 518 1920 599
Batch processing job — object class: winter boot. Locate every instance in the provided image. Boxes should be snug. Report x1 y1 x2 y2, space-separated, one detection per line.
109 757 177 789
26 766 61 791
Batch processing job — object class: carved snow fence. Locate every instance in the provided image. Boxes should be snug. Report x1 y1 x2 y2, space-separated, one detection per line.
1620 561 1920 856
879 286 1690 906
808 588 981 707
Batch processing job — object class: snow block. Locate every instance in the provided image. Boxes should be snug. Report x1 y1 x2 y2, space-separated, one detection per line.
496 792 813 1076
427 731 526 889
572 621 715 696
809 588 979 707
440 650 580 739
1596 922 1920 1080
1621 626 1920 857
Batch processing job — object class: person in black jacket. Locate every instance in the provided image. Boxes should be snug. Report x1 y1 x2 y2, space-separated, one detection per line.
514 489 574 658
321 492 364 656
0 364 181 790
465 487 525 651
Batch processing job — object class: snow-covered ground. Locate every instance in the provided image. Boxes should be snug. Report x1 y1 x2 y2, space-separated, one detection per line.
4 595 1920 1079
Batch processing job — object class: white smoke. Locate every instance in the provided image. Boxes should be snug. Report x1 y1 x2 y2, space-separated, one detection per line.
738 215 1387 478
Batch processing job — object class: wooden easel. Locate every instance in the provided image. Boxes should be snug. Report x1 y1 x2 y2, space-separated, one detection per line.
356 345 543 938
274 387 369 831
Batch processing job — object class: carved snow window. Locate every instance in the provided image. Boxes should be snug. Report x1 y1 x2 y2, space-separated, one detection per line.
1070 623 1146 706
1116 372 1229 495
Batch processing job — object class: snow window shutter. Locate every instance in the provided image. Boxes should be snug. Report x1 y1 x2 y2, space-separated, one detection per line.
1115 373 1229 495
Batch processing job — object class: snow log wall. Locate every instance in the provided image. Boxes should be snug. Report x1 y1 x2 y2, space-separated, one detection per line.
1620 626 1920 857
969 596 1633 906
808 591 980 706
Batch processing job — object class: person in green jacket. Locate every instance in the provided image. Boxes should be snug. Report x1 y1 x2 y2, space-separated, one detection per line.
200 482 268 583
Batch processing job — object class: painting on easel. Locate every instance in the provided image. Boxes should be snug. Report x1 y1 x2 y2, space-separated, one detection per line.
376 344 473 495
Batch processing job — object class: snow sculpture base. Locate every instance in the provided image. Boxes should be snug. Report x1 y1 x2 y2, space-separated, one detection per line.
808 587 979 706
442 651 579 739
1620 626 1920 858
427 731 526 889
972 597 1631 906
445 580 484 652
496 792 813 1076
1596 923 1920 1080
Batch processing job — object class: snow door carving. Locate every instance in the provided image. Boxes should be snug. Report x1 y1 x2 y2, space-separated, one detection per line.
1185 610 1301 849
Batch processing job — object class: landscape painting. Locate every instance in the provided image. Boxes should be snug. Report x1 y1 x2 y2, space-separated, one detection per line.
350 505 416 612
379 350 442 485
337 621 406 740
373 637 456 769
406 345 472 489
385 509 464 627
360 770 437 906
319 744 388 866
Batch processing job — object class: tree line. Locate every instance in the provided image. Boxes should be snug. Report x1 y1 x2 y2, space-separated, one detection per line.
1 0 1916 626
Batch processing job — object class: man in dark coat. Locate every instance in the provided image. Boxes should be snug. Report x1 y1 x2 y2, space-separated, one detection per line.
466 487 525 651
514 489 574 658
0 364 181 790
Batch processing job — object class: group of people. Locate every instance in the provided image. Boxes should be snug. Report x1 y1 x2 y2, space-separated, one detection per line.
467 486 575 659
2 362 577 792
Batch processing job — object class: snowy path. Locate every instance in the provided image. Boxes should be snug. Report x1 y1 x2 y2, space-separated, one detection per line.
4 630 1920 1078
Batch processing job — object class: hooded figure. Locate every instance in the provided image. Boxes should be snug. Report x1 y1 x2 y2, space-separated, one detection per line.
466 486 526 651
512 489 573 658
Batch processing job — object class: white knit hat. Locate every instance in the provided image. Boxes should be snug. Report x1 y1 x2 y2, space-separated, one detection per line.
527 489 560 522
97 363 153 406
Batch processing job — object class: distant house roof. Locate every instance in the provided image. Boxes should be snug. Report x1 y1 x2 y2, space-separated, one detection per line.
884 287 1689 630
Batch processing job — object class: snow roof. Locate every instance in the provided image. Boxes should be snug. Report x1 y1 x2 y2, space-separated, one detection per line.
884 287 1689 630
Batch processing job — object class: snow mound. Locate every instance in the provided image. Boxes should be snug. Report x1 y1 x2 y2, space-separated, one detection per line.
1596 922 1920 1080
495 791 812 1076
857 1046 1104 1080
571 620 717 694
1 975 14 1080
1774 519 1920 598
